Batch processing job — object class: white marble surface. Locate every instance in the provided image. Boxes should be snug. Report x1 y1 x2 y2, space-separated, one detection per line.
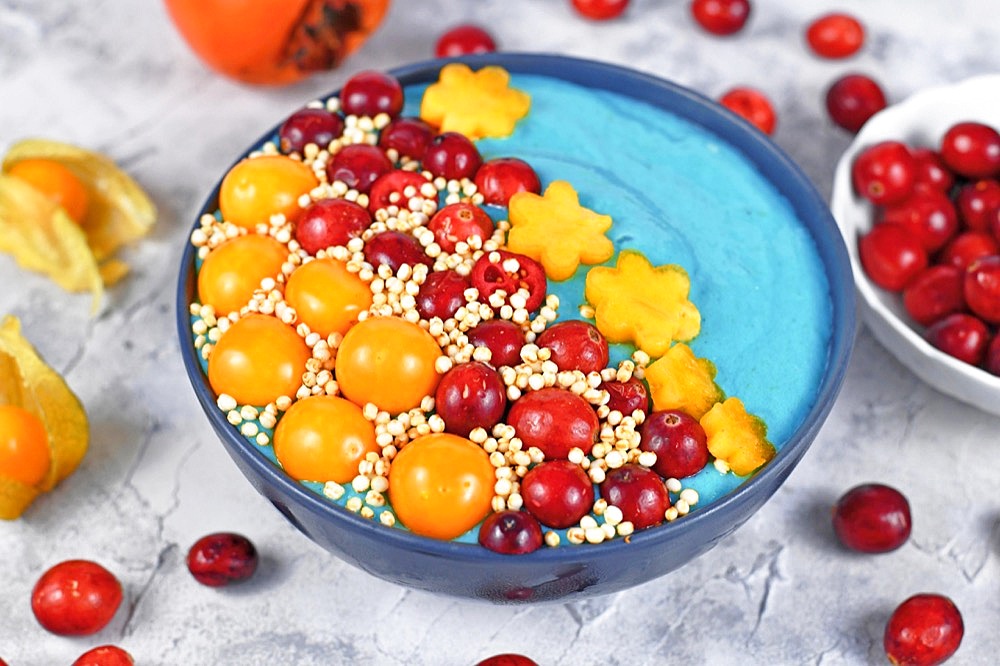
1 1 999 664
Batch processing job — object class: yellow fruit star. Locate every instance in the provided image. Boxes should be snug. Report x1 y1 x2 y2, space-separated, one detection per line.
420 63 531 140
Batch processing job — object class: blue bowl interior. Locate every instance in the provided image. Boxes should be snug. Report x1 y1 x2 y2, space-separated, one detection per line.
176 53 855 603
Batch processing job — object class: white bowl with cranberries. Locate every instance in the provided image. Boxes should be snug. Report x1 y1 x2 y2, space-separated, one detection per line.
831 74 1000 416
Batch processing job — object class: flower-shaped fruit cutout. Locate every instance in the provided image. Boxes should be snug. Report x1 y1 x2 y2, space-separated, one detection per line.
1 139 156 310
0 316 88 519
420 63 530 140
507 180 614 281
584 249 701 357
700 397 775 476
644 342 722 420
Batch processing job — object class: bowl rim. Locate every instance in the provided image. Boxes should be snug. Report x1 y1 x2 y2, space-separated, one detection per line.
830 73 1000 416
176 52 856 563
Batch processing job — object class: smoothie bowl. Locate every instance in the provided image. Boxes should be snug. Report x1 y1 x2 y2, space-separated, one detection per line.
176 54 854 602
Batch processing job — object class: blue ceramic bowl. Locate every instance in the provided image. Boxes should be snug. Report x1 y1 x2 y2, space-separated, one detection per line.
176 53 855 603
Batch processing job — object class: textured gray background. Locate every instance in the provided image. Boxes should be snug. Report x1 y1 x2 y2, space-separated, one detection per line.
1 1 998 664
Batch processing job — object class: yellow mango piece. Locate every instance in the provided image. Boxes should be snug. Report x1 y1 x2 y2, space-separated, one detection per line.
420 63 531 140
584 249 701 358
645 342 723 420
507 180 614 281
701 397 775 476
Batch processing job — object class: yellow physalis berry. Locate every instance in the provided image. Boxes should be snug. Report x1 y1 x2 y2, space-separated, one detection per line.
700 397 775 476
584 249 701 358
645 342 723 420
420 63 531 140
507 180 614 281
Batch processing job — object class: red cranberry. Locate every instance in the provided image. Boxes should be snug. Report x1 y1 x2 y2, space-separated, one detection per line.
902 265 965 327
478 510 543 555
992 206 1000 243
72 645 134 666
435 362 507 437
925 313 990 365
879 189 959 253
470 249 547 312
378 117 435 162
187 532 258 587
940 231 1000 270
416 269 470 320
955 179 1000 232
506 387 599 459
571 0 629 20
427 202 495 253
31 560 123 636
639 410 709 479
364 230 432 273
279 107 344 154
520 460 593 529
718 87 776 135
832 483 911 553
423 132 483 180
368 169 431 214
827 74 887 134
326 144 392 194
964 255 1000 323
340 70 404 118
806 13 865 59
884 594 963 666
435 24 497 57
476 655 538 666
986 334 1000 375
295 198 371 254
690 0 750 35
852 141 915 206
536 320 609 374
601 464 670 530
910 148 955 193
858 223 928 292
600 377 650 416
474 157 542 206
467 319 526 367
940 121 1000 179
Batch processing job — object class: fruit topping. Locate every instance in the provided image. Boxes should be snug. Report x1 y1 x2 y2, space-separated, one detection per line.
520 459 594 529
363 230 433 272
220 154 317 229
470 249 547 313
422 131 483 181
536 320 609 374
639 409 710 479
474 157 542 207
340 70 404 119
197 234 289 316
427 201 495 253
187 532 259 587
506 387 599 459
466 319 526 368
601 376 651 416
478 510 543 555
700 397 774 476
435 362 507 437
416 269 471 320
295 197 372 254
326 143 393 194
601 464 671 529
367 169 432 214
378 117 435 162
278 107 345 154
420 63 531 140
645 343 723 420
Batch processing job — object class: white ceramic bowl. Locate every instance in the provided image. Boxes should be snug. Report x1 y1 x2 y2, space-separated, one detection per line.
831 74 1000 416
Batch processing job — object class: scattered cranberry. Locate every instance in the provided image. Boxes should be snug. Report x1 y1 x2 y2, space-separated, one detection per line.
639 410 709 479
858 223 928 292
690 0 750 35
955 179 1000 231
902 265 965 327
826 74 887 134
72 645 134 666
423 132 483 180
478 510 543 555
378 117 435 161
806 13 865 59
187 532 258 587
31 560 123 636
852 141 915 206
992 206 1000 243
910 148 955 193
340 70 404 118
600 376 650 416
536 320 609 374
278 107 344 154
427 202 495 253
470 249 547 312
986 334 1000 375
879 189 958 253
940 231 1000 270
521 460 593 529
435 362 507 437
506 388 599 459
832 483 911 553
925 313 990 366
476 654 539 666
416 269 470 320
363 230 433 273
939 121 1000 179
718 87 776 135
474 157 542 206
367 169 431 214
326 144 392 194
467 319 526 367
571 0 629 20
435 24 497 57
964 255 1000 323
601 464 670 530
295 198 371 254
884 594 963 666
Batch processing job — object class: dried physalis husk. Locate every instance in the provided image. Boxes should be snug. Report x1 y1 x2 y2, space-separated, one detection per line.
0 138 156 309
0 316 88 519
